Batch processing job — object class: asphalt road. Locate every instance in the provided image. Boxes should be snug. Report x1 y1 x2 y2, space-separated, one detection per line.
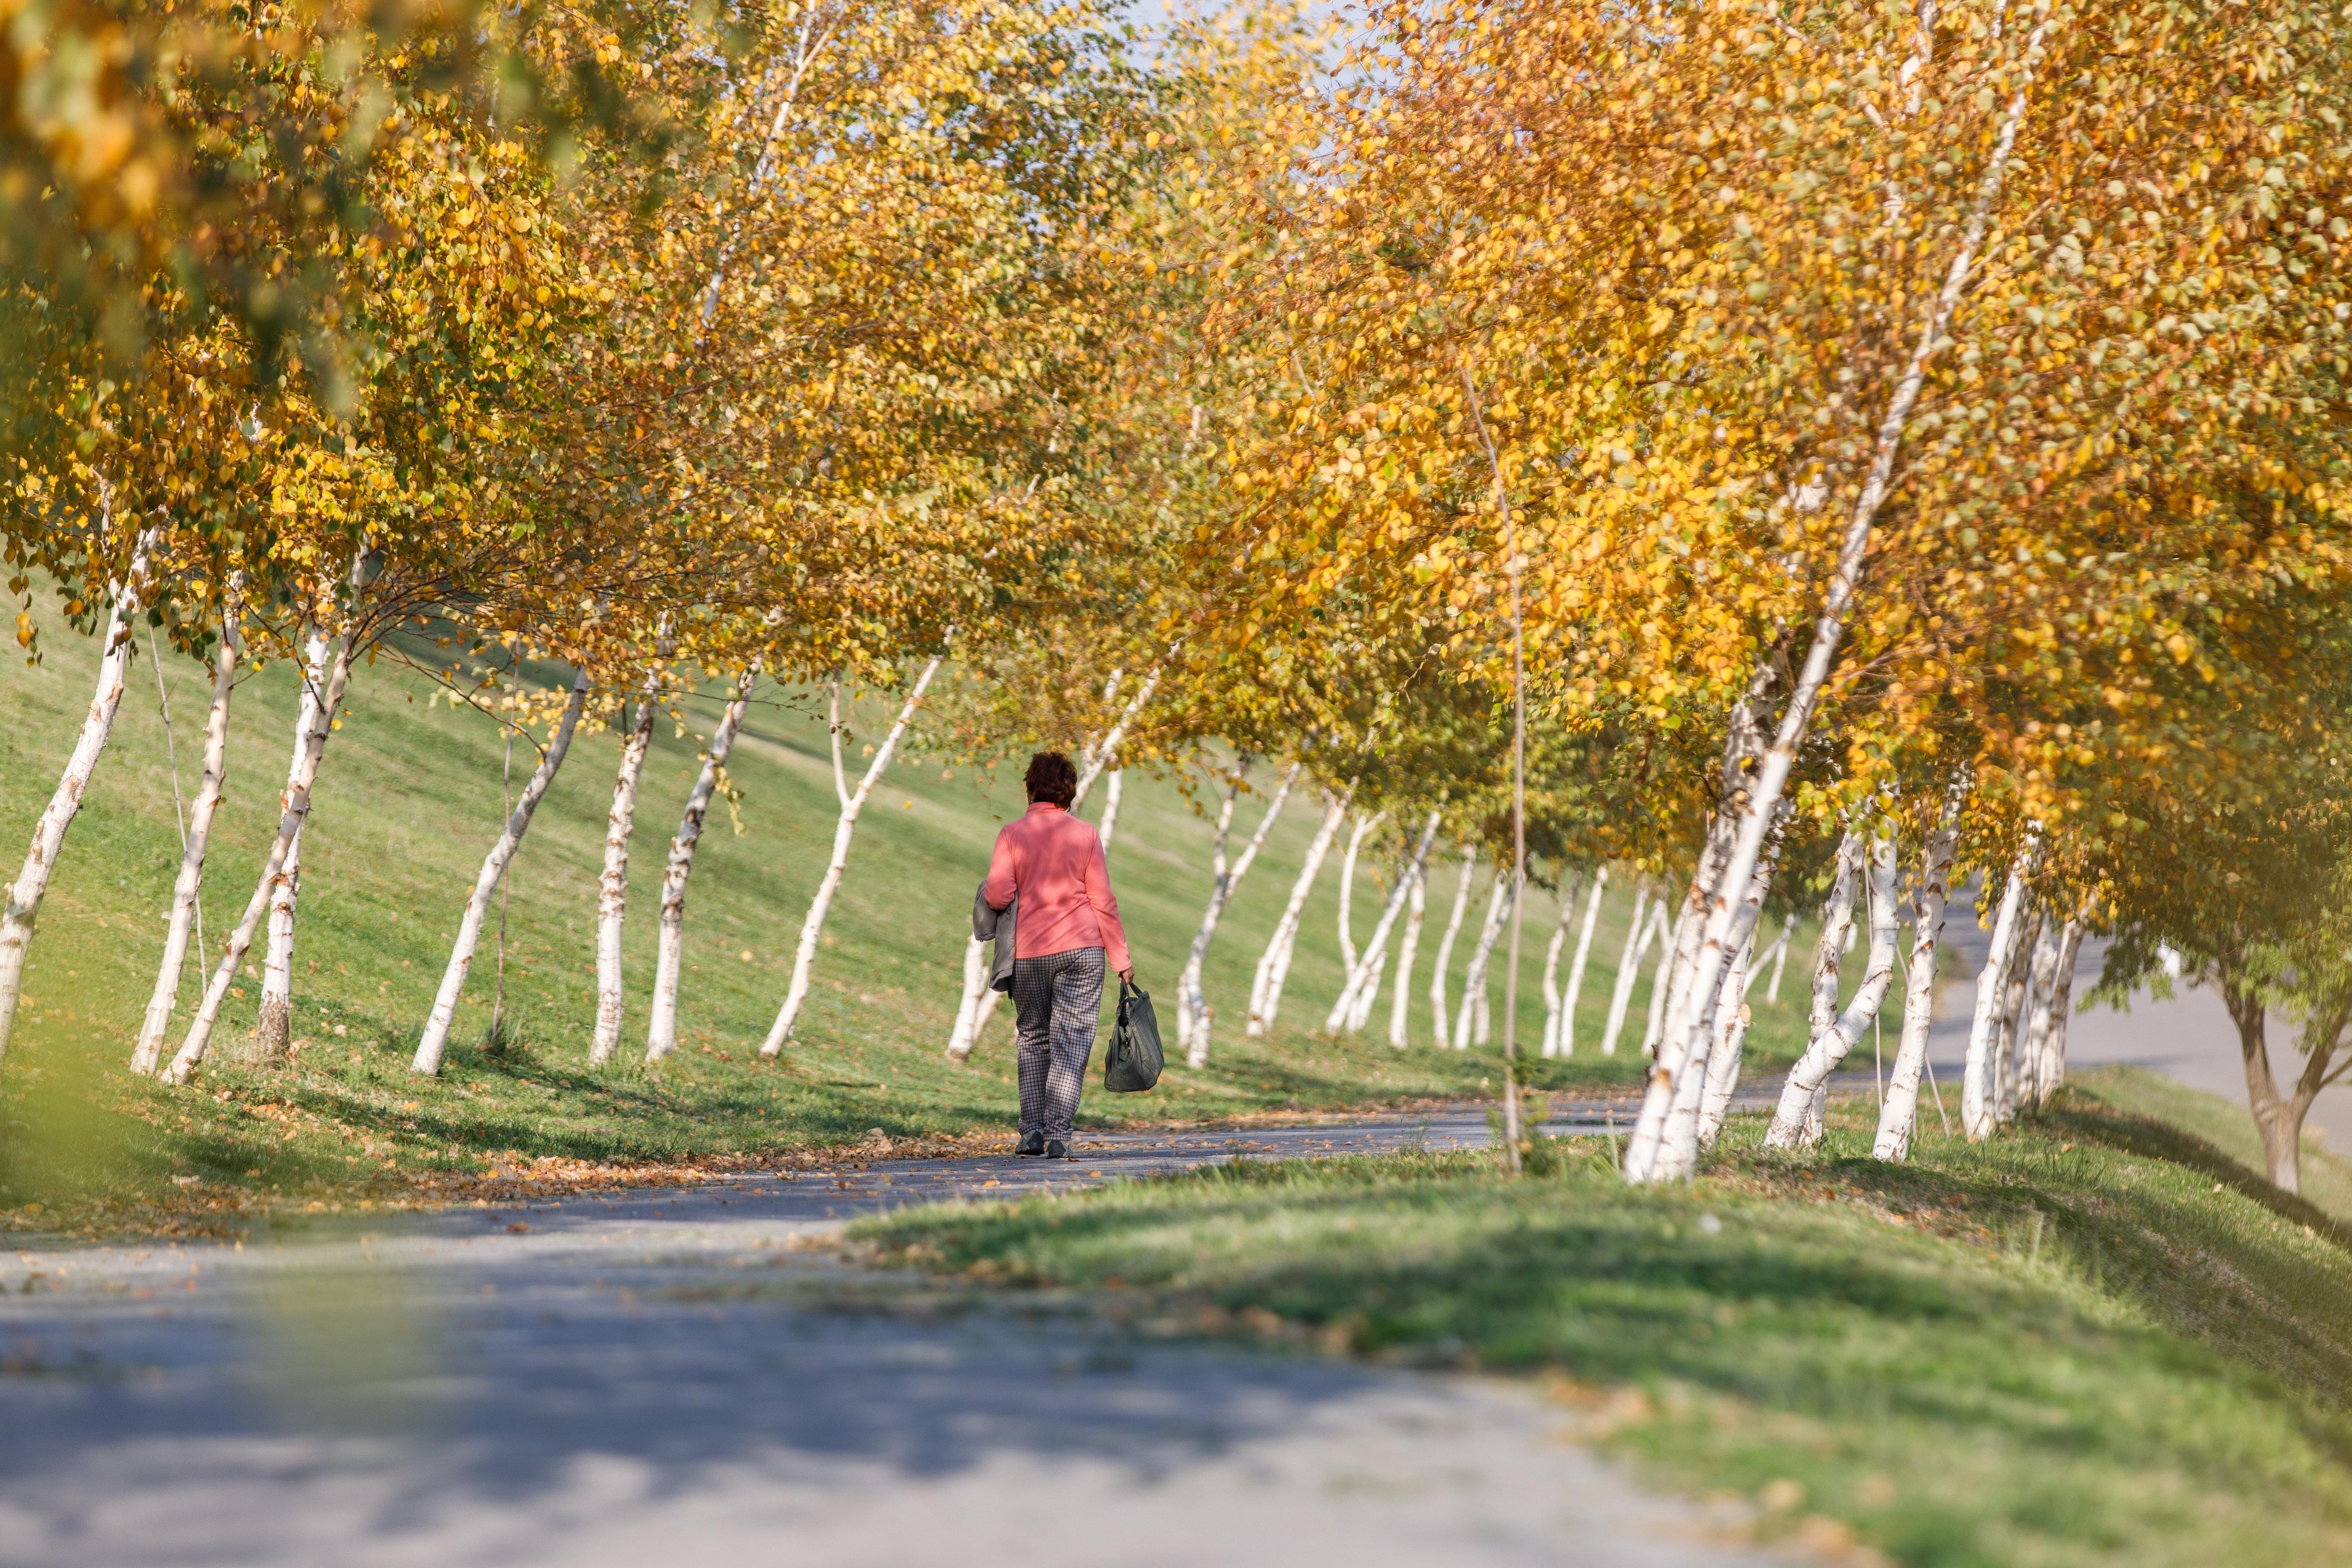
0 1094 1823 1568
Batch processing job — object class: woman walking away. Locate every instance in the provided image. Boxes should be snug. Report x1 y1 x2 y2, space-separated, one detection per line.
985 752 1134 1159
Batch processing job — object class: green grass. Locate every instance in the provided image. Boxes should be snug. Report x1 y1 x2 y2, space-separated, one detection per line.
858 1080 2352 1568
0 591 1874 1228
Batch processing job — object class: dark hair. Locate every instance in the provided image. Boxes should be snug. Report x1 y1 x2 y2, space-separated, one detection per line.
1025 750 1078 808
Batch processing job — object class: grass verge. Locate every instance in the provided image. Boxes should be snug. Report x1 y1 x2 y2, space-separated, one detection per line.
857 1077 2352 1568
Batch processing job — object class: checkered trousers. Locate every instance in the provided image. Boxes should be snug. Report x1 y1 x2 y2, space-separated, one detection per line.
1011 946 1106 1141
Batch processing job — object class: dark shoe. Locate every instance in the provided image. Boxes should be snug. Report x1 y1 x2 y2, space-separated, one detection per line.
1045 1138 1073 1161
1015 1130 1045 1157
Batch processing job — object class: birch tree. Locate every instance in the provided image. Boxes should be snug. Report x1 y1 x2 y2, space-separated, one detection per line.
1547 868 1606 1057
1597 887 1656 1059
645 668 758 1062
1962 839 2042 1139
242 628 332 1067
1179 763 1298 1065
590 664 665 1066
1328 812 1442 1032
132 601 238 1075
1427 846 1477 1050
761 655 946 1057
412 670 593 1075
0 520 158 1064
1766 832 1899 1150
1248 790 1348 1036
1874 812 1961 1161
1451 869 1510 1051
1388 862 1426 1049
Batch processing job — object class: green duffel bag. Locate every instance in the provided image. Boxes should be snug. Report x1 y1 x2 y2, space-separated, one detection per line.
1104 979 1163 1093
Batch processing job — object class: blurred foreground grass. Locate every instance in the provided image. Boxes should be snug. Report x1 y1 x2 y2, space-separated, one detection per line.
859 1069 2352 1568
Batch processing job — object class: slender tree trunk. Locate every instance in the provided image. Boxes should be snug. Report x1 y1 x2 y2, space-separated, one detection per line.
1991 904 2045 1128
1874 816 1961 1161
1963 840 2041 1139
1180 764 1296 1066
1540 876 1580 1058
1328 812 1441 1031
946 936 991 1061
645 668 758 1061
1653 851 1777 1181
0 525 160 1064
1389 862 1426 1048
1453 870 1510 1049
1766 925 1790 1003
2011 910 2064 1115
1428 846 1477 1049
1249 791 1347 1036
2226 978 2305 1194
1773 827 1864 1140
134 608 239 1075
590 677 662 1066
1696 933 1756 1151
2032 918 2085 1106
1346 940 1389 1034
165 635 356 1084
763 656 945 1056
1331 810 1377 987
1767 832 1898 1149
1556 868 1608 1057
1638 903 1679 1060
1098 770 1125 854
412 671 593 1074
1649 22 2057 1102
1073 667 1158 805
244 629 332 1067
1598 882 1653 1058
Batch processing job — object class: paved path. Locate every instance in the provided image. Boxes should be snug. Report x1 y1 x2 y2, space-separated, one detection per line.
0 1094 1822 1568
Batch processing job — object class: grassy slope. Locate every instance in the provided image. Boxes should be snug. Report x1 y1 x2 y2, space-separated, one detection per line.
861 1076 2352 1568
0 594 1867 1224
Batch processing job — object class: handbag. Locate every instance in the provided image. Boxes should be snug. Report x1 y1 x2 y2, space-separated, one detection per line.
1104 979 1163 1093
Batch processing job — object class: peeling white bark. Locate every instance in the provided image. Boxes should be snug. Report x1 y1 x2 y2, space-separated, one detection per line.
413 670 593 1074
166 634 355 1084
590 674 662 1066
1874 816 1961 1161
1696 936 1755 1151
1652 852 1777 1181
1598 882 1654 1058
1767 832 1898 1149
1962 838 2041 1139
1329 812 1441 1032
1554 868 1608 1057
645 668 758 1061
246 629 331 1067
763 656 945 1056
1453 870 1510 1050
134 607 239 1075
0 526 159 1064
1249 791 1347 1036
1428 846 1477 1050
1181 764 1297 1066
2030 918 2084 1107
1389 861 1426 1049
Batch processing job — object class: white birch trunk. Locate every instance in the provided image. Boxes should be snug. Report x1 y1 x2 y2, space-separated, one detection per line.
763 656 945 1056
2013 912 2064 1114
1539 876 1580 1058
1073 668 1158 806
412 670 593 1074
0 525 159 1064
1695 935 1756 1151
133 608 239 1075
1452 870 1510 1051
1645 19 2058 1121
1180 764 1296 1066
246 629 331 1067
1637 903 1678 1060
2030 918 2084 1107
165 635 355 1084
1653 852 1777 1181
1329 812 1441 1031
1962 840 2040 1139
1330 810 1376 988
1248 791 1346 1036
1346 942 1388 1034
1388 862 1425 1048
1766 924 1791 1002
1874 817 1961 1161
590 675 661 1066
1097 770 1124 854
1766 832 1899 1149
1427 846 1477 1050
946 936 990 1061
1597 882 1653 1058
645 668 758 1061
1993 903 2046 1127
1555 868 1608 1057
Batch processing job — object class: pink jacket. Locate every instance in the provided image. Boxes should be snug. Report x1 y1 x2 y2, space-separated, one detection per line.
983 802 1131 974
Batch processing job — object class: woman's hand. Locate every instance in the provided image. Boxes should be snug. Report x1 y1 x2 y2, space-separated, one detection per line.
1118 966 1135 987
